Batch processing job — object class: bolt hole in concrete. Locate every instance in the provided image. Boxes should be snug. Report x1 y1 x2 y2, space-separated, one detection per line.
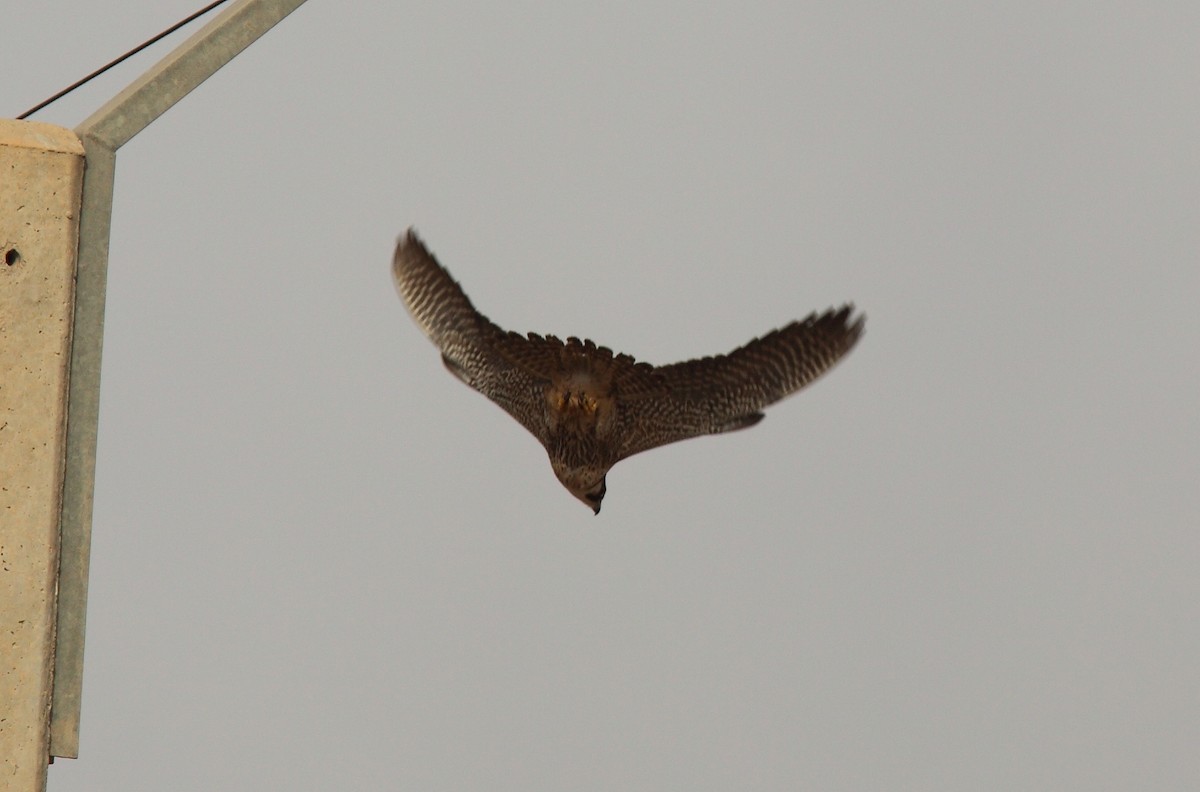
4 248 19 266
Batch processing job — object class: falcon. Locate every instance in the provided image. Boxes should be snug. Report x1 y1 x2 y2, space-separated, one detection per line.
393 229 864 513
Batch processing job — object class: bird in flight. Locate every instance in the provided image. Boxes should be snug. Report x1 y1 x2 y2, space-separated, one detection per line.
393 229 864 513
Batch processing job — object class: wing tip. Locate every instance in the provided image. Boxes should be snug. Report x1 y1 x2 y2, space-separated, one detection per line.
394 226 425 265
812 303 866 352
842 304 866 347
392 227 444 297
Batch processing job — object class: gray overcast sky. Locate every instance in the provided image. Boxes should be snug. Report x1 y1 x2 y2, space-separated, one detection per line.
5 2 1198 789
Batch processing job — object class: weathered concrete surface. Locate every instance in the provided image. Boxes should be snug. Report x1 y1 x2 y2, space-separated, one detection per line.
0 118 85 792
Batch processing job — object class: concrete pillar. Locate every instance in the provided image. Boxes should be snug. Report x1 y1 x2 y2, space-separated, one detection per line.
0 119 85 792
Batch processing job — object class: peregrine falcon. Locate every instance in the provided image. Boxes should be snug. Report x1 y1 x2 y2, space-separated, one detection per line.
393 229 864 514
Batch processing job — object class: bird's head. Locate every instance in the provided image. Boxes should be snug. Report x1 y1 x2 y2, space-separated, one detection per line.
551 460 609 515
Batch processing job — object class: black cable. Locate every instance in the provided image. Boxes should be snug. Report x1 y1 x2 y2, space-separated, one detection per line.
17 0 233 120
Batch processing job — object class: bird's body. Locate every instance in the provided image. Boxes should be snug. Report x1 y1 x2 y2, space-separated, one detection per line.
392 229 864 513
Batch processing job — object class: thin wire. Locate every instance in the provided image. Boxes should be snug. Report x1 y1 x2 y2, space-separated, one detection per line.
17 0 233 120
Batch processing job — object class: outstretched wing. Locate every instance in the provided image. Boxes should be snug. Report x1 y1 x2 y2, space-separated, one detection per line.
393 229 552 442
616 306 864 459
